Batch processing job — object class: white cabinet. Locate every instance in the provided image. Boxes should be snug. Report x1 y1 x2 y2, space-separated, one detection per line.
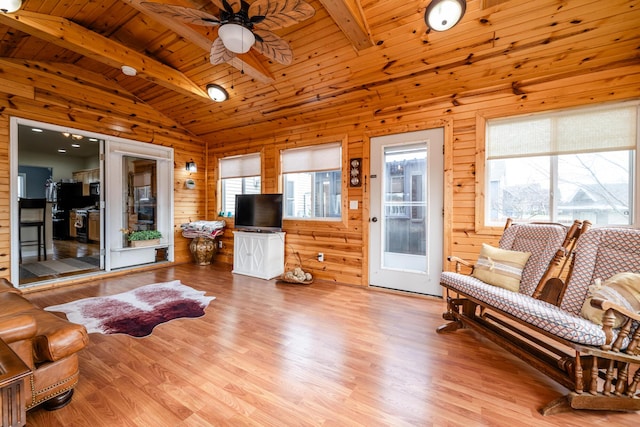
233 231 285 280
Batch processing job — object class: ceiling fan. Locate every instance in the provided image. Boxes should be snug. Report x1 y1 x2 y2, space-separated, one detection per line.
141 0 315 66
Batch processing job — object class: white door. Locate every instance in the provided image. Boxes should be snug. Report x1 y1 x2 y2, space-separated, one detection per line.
369 129 444 295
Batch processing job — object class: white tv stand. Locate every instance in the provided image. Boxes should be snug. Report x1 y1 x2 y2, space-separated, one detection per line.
232 231 285 280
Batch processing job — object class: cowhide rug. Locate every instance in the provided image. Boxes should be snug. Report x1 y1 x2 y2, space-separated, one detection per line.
44 280 215 338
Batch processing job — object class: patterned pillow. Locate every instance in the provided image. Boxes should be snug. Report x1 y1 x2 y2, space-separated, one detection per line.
581 272 640 327
472 244 531 292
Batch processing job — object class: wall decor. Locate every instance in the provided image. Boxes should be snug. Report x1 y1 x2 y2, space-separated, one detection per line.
349 158 362 187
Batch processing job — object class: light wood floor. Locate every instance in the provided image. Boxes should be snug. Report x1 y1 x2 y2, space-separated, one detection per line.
23 264 639 426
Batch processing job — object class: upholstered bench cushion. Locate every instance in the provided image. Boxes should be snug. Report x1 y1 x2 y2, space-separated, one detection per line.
441 271 622 348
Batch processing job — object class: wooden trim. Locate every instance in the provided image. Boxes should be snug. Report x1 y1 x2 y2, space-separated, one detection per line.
441 118 454 297
474 112 495 234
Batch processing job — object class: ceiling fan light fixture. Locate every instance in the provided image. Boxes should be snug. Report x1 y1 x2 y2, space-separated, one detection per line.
207 84 229 102
0 0 21 13
425 0 466 32
218 23 255 54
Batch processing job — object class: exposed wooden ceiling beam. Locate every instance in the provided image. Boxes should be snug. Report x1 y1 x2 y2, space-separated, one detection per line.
318 0 373 51
0 10 211 101
125 0 274 84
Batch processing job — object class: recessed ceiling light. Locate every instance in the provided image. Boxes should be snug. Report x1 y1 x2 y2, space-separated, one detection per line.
89 138 98 142
71 143 81 148
31 128 43 132
58 149 67 153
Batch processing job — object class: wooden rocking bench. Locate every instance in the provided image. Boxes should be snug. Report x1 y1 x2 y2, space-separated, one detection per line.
438 224 640 414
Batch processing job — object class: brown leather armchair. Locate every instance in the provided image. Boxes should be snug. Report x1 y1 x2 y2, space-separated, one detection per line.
0 279 89 412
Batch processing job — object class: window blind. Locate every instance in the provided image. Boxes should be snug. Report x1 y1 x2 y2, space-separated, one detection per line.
487 103 638 160
281 143 342 174
219 153 261 179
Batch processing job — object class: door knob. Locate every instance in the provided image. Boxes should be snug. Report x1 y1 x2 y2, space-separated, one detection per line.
371 217 378 222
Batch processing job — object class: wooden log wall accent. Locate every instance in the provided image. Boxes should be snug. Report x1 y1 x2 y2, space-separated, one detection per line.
207 67 640 288
0 59 207 281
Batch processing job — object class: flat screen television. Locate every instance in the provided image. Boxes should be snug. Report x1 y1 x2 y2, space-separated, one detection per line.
234 193 283 232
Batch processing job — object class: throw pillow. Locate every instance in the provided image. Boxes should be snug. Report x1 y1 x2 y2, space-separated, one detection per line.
580 272 640 327
472 243 531 292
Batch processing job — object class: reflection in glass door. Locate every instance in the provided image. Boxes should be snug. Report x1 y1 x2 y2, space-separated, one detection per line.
369 129 443 295
123 156 158 244
383 145 427 272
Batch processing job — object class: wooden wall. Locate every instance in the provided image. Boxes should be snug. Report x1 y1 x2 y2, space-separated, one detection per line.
0 59 207 281
208 66 640 288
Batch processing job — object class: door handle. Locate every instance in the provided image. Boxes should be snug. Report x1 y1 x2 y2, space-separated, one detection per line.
371 217 378 222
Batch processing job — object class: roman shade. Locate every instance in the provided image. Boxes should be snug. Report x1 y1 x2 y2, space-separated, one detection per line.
219 153 261 179
281 143 341 174
487 103 638 160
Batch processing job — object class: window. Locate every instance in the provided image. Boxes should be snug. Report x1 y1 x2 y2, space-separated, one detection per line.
282 143 342 219
219 153 261 216
485 102 638 227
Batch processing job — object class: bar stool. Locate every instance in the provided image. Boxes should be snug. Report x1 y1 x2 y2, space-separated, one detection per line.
19 198 47 263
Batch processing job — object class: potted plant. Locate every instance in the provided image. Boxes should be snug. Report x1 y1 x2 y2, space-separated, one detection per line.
124 229 162 248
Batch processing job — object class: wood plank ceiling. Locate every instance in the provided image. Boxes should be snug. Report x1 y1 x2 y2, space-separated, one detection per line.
0 0 638 143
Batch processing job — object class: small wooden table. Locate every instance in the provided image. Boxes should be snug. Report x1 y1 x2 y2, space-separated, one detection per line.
0 338 31 427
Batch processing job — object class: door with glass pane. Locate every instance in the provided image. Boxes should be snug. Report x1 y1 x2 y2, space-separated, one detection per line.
369 129 443 295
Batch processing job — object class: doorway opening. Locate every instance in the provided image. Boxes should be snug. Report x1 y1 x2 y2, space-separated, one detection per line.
14 121 103 286
11 117 175 287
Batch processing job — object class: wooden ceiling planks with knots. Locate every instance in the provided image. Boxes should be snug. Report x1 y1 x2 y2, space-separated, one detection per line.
0 0 637 143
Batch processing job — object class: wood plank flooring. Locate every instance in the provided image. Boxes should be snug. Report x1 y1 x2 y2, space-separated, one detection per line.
23 264 640 426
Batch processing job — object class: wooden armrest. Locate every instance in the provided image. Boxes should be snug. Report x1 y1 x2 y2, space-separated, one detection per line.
591 297 640 352
447 256 474 274
590 298 640 322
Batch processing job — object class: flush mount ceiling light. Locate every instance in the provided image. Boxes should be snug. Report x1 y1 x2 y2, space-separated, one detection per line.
206 84 229 102
218 23 256 54
121 65 137 76
0 0 22 13
424 0 466 32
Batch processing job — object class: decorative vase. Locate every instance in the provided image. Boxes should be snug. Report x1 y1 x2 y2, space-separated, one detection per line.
130 238 160 248
189 237 216 265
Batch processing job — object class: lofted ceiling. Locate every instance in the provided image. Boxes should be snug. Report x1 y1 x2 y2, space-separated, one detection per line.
0 0 638 143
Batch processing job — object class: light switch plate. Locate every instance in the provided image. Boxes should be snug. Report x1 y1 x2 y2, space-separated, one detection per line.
350 200 358 210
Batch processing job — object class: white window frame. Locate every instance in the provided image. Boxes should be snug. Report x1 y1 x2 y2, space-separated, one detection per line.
476 100 640 232
281 141 345 221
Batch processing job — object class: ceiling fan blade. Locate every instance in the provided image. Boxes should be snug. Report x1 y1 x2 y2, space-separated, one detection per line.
210 0 242 14
252 30 293 65
210 37 236 65
141 2 221 26
248 0 315 31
